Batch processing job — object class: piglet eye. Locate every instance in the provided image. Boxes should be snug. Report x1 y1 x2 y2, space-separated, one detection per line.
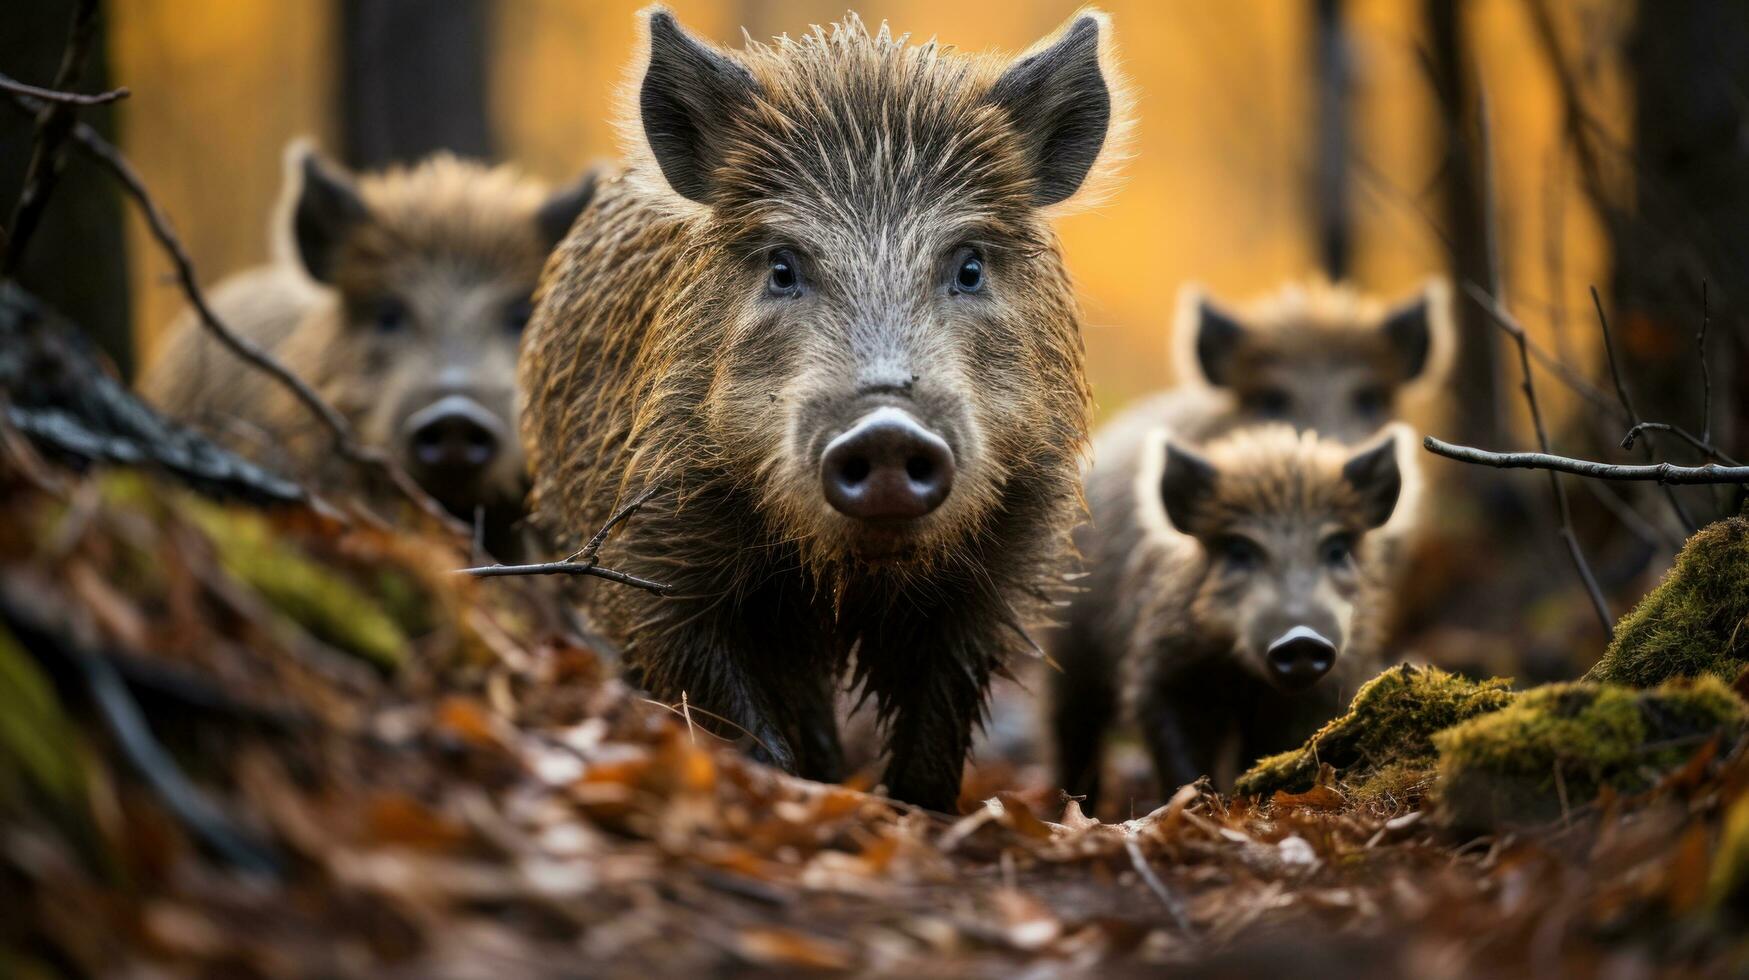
1320 533 1356 568
373 297 408 334
952 247 984 293
1213 535 1263 571
767 248 801 296
1249 388 1291 418
1353 386 1388 419
505 298 534 335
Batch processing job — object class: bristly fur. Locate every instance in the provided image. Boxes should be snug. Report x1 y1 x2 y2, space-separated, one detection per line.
1050 420 1415 804
522 8 1124 810
614 10 1133 222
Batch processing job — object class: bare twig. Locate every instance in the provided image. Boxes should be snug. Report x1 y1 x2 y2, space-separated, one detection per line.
2 0 100 273
1699 280 1713 449
1425 437 1749 485
0 70 127 106
1462 283 1612 633
458 488 671 595
1125 837 1194 935
1590 286 1701 530
1622 422 1740 467
3 92 458 533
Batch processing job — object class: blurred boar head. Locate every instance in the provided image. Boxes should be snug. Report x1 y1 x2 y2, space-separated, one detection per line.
1175 279 1453 443
282 144 594 522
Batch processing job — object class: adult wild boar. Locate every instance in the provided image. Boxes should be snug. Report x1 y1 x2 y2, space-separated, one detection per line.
520 9 1126 810
141 144 594 557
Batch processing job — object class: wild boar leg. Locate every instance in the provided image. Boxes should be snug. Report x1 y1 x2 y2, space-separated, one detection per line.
646 624 801 775
867 618 996 812
1135 682 1228 793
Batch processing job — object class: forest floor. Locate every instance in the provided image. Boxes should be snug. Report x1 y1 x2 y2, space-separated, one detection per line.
3 436 1748 979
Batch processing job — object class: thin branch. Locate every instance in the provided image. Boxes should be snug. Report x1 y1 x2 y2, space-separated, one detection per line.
1462 283 1612 633
5 91 459 533
1425 437 1749 485
0 71 127 106
1591 286 1699 530
1444 295 1621 420
458 488 672 595
1622 422 1740 467
1125 837 1194 935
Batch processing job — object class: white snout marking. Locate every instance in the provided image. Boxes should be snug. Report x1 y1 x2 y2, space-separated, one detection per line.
1269 625 1333 651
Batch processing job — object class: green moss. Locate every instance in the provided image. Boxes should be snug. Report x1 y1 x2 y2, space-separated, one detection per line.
0 623 85 806
1236 664 1517 800
1434 677 1746 830
186 503 407 671
1588 517 1749 688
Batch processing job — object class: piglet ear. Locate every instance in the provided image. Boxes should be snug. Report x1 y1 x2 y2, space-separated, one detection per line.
288 143 369 284
637 7 759 205
1193 300 1248 387
536 167 600 249
1160 440 1218 534
1379 295 1432 382
1342 432 1402 529
989 12 1115 207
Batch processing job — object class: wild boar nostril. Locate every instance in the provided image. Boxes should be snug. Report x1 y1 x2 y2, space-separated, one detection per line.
1265 626 1337 692
821 407 955 521
403 395 504 477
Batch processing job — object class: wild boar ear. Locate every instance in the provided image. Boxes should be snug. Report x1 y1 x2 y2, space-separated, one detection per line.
1160 440 1218 534
1379 294 1433 382
1342 434 1402 529
638 8 759 205
290 147 368 285
989 12 1114 207
1194 301 1248 387
536 168 600 250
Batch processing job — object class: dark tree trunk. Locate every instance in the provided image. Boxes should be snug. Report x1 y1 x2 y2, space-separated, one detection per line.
0 0 132 378
1312 0 1351 282
1613 0 1749 499
1425 0 1501 447
339 0 493 169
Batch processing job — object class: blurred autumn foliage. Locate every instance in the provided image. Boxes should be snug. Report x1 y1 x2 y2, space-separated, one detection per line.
108 0 1620 427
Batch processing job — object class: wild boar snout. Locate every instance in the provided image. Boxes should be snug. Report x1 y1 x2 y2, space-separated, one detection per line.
1264 624 1338 691
820 406 955 521
401 393 506 485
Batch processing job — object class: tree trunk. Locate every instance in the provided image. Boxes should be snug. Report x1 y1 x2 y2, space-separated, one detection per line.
1425 0 1501 447
339 0 492 169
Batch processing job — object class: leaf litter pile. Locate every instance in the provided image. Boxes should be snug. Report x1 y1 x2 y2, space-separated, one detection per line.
4 442 1749 978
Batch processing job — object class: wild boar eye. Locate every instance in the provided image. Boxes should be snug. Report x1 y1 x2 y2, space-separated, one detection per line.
767 248 801 297
373 298 409 334
951 247 985 294
1320 533 1356 568
1353 386 1388 418
505 298 534 335
1248 388 1290 418
1212 534 1263 571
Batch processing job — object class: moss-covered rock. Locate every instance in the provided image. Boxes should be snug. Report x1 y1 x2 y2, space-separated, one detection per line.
1236 664 1517 801
1433 677 1746 830
185 502 408 671
1588 517 1749 688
